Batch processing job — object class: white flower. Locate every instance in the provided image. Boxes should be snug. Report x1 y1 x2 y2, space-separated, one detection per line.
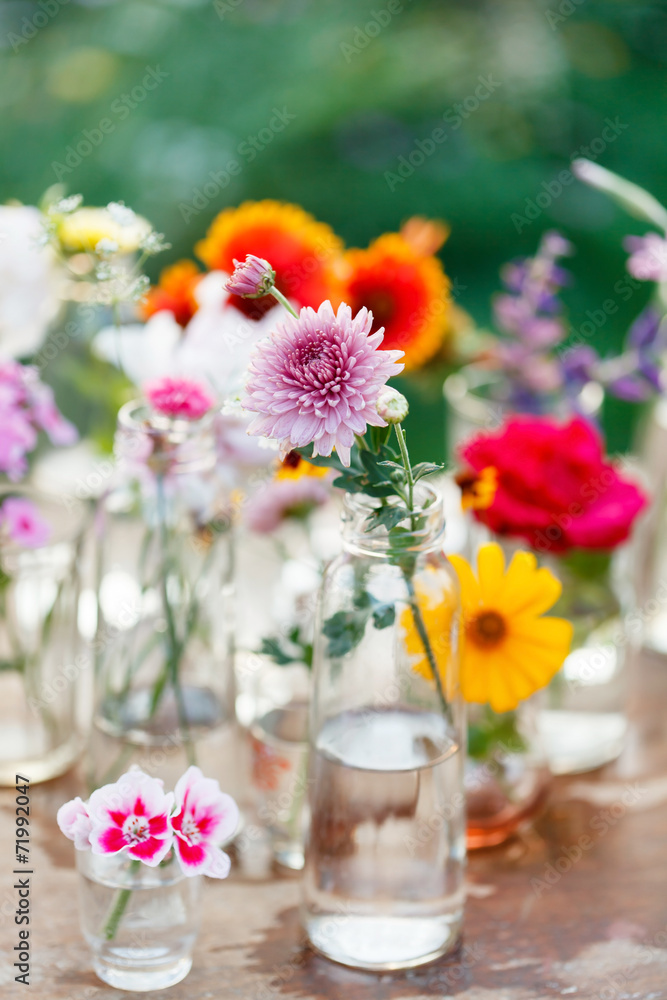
0 205 64 359
92 270 286 399
106 201 137 227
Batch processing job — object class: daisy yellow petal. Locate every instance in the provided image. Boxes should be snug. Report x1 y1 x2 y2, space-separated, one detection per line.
510 614 573 653
448 553 482 616
476 542 508 604
460 644 494 704
496 557 563 618
451 543 573 710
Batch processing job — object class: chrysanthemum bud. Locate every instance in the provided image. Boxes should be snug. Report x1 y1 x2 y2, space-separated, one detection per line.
225 254 276 298
376 387 409 424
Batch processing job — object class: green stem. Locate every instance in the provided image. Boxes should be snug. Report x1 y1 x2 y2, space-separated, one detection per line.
394 422 414 512
404 572 451 722
390 421 450 720
111 300 125 376
102 859 141 940
156 477 196 767
270 287 299 318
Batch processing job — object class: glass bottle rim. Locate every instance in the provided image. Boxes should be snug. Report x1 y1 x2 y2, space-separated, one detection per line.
342 482 445 555
115 399 218 474
118 399 217 439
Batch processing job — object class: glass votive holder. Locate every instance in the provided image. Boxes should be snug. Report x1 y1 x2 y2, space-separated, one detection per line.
76 850 201 991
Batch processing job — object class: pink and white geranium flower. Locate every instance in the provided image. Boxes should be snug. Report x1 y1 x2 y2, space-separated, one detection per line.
88 768 175 867
56 796 92 851
170 766 239 878
242 301 404 466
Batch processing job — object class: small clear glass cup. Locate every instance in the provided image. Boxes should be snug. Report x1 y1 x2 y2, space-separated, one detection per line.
250 699 310 870
76 850 201 991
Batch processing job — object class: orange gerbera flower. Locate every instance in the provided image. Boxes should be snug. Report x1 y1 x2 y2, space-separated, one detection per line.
342 227 451 370
195 200 345 319
141 259 202 327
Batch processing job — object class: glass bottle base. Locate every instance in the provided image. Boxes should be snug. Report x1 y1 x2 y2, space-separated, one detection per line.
304 914 462 971
0 732 81 786
93 954 192 992
274 843 305 871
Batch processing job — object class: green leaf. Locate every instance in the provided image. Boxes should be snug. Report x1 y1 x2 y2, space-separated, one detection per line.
260 637 297 666
322 608 370 657
412 462 446 482
372 603 395 629
467 707 527 760
364 504 410 532
369 424 392 452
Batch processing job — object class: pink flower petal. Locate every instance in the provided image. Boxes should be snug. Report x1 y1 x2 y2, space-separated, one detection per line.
242 300 404 467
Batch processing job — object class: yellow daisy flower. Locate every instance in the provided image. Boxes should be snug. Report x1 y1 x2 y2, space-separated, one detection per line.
448 543 573 713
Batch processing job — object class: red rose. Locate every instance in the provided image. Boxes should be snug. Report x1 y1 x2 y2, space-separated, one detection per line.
460 416 647 553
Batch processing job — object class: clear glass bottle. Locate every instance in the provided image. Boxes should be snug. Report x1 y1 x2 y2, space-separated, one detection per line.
88 401 237 792
538 552 630 774
76 850 201 991
250 692 310 870
302 485 465 971
0 489 86 785
466 698 550 848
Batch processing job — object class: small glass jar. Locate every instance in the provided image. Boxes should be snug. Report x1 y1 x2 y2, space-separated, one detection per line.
88 401 237 791
466 698 550 848
302 485 466 971
539 552 630 774
0 489 86 785
76 850 200 991
250 695 309 870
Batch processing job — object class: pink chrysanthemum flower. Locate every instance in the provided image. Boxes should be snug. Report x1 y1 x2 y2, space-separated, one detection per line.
57 796 92 851
88 769 174 867
245 475 330 533
1 497 51 548
625 234 667 283
170 766 239 878
225 254 276 298
145 376 214 420
242 301 404 466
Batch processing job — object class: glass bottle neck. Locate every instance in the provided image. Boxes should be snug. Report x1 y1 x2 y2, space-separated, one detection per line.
114 400 217 476
341 484 445 557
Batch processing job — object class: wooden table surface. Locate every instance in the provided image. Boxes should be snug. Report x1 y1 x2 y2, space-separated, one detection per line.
2 650 667 1000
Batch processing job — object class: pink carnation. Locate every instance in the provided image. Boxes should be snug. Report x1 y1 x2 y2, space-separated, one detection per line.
625 234 667 283
57 797 92 851
1 497 51 547
88 768 174 867
145 376 215 420
225 254 275 298
242 301 404 466
245 475 330 533
170 766 238 878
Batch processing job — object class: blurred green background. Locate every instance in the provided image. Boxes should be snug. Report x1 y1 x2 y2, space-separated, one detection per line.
1 0 664 456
